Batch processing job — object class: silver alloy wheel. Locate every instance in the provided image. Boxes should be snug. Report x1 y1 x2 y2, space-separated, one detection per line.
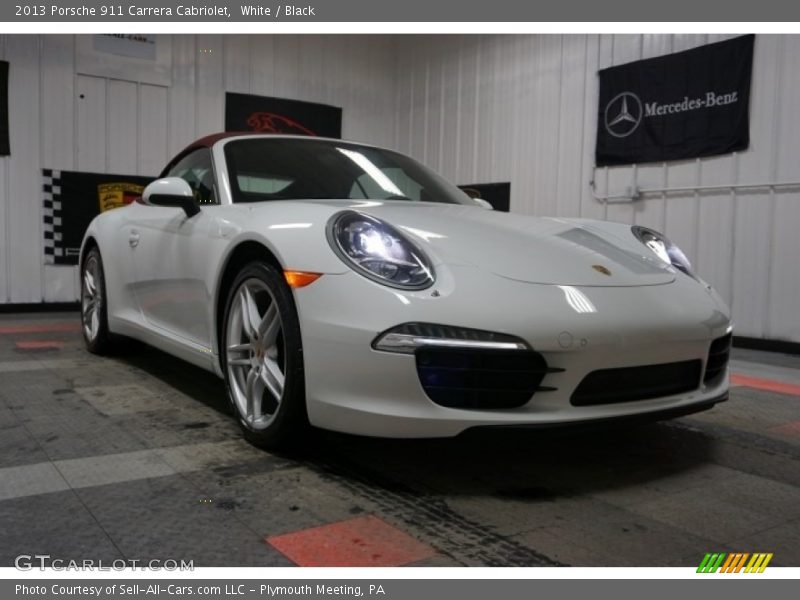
81 255 101 342
225 278 286 430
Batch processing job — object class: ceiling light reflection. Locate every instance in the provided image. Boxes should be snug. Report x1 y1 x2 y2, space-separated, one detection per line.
268 223 313 229
558 285 597 314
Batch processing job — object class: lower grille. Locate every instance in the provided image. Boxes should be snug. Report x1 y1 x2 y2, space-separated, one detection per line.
704 333 732 384
416 347 558 409
571 360 702 406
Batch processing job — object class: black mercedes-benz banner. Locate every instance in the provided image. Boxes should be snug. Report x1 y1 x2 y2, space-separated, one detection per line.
596 34 754 167
0 61 9 156
225 92 342 138
43 169 154 265
458 182 511 212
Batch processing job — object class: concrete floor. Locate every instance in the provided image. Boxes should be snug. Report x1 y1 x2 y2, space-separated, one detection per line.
1 312 799 567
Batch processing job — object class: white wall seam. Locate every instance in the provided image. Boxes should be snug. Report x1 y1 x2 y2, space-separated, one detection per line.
552 37 563 215
471 38 480 183
437 53 445 175
422 56 429 166
453 38 462 184
37 35 45 301
1 34 8 302
727 150 738 316
763 35 783 340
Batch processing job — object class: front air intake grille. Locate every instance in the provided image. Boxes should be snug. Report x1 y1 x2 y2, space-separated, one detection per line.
571 360 702 406
416 347 558 409
704 333 732 384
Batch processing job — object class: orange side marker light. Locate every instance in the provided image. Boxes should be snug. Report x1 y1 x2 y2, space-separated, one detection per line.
284 270 322 288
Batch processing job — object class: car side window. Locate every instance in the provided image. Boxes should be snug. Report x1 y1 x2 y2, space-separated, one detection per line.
166 148 218 205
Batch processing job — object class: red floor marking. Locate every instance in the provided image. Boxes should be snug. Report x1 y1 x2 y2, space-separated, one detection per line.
769 421 800 437
15 340 65 350
266 515 437 567
731 373 800 396
0 322 80 335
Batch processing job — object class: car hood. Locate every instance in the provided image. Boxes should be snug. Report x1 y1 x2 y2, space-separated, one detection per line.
242 200 677 287
337 202 676 287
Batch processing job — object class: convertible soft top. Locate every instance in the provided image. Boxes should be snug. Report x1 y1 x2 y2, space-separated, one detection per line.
159 132 247 176
161 132 347 177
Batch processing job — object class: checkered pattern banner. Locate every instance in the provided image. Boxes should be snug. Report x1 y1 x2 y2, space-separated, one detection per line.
42 169 63 264
41 168 154 266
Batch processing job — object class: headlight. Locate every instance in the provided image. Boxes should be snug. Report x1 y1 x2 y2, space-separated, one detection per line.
328 211 435 289
631 225 693 276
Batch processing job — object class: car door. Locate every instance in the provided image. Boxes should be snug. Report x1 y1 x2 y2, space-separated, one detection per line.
129 148 219 348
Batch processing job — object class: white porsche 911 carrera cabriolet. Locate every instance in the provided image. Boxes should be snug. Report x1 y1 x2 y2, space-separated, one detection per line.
80 133 732 447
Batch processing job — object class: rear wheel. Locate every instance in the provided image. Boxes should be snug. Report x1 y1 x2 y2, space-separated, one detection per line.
81 247 114 354
221 261 308 448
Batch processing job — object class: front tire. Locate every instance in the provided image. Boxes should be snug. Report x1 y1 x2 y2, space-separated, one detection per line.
221 261 308 449
81 247 114 354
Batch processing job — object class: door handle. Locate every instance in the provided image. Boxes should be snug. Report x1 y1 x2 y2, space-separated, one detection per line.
129 231 140 248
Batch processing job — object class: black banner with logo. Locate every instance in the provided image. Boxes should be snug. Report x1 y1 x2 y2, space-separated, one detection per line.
596 35 754 167
43 169 154 265
225 92 342 138
459 182 511 212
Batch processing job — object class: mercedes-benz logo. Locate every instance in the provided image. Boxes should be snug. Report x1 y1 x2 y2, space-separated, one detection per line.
604 92 643 138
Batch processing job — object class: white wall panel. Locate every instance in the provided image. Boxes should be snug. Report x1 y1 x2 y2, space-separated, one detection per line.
393 38 413 156
106 79 138 174
138 84 168 176
273 36 300 100
195 34 224 139
474 37 498 188
223 36 250 94
436 37 460 183
408 41 428 165
297 36 325 106
397 34 800 343
249 36 274 97
76 75 107 173
0 36 9 301
455 37 479 185
6 36 42 302
579 35 604 222
535 37 567 218
424 42 443 174
0 152 7 300
168 35 197 158
555 36 588 219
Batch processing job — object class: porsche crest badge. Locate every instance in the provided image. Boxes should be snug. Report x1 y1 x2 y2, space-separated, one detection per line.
98 182 145 213
592 264 612 276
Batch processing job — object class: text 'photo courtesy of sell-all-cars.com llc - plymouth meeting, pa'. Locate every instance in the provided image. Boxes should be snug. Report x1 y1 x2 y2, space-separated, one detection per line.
79 132 732 448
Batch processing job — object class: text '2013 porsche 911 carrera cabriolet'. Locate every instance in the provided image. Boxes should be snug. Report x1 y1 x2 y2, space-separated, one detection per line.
79 133 732 447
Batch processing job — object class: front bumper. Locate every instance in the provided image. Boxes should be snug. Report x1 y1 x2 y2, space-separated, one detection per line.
294 265 731 438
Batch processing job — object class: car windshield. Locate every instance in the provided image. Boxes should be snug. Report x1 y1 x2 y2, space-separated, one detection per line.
223 138 472 205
